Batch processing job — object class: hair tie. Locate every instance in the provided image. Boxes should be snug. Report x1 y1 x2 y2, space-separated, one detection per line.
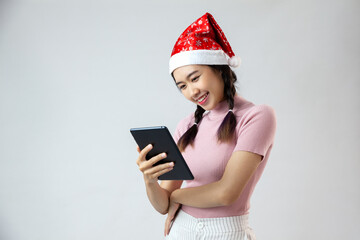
193 122 198 126
228 109 233 112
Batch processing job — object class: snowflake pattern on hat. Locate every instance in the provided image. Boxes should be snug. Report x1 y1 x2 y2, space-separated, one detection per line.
169 12 241 74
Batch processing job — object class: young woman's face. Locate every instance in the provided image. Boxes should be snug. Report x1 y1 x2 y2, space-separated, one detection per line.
173 65 225 111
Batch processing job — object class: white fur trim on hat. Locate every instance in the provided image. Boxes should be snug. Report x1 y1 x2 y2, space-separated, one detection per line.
169 50 230 74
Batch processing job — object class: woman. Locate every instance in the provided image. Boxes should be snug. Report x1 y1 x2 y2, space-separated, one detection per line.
136 12 276 239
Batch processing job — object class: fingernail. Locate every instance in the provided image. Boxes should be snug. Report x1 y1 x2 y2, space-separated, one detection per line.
148 144 152 148
168 162 174 166
162 153 167 157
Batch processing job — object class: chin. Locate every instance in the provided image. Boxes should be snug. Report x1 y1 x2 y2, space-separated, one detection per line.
200 103 214 111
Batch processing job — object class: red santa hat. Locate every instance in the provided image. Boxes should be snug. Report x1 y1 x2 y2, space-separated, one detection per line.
169 12 241 75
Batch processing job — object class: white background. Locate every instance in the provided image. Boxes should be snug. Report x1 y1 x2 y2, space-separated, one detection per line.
0 0 359 239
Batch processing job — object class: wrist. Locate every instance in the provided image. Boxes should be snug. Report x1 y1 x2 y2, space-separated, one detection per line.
144 178 159 187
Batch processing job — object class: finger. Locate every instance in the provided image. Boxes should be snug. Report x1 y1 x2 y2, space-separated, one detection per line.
152 166 174 179
167 218 174 236
137 144 153 164
147 152 168 167
143 161 174 176
139 152 168 171
139 144 153 160
164 218 167 237
164 216 172 236
164 217 168 236
136 146 142 166
142 165 173 180
168 220 174 235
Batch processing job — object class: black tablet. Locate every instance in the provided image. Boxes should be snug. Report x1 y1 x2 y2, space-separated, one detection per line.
130 126 194 180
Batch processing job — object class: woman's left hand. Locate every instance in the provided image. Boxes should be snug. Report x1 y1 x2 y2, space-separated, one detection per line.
164 200 181 236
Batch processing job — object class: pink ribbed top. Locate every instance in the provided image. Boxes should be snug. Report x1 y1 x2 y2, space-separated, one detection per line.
173 95 276 218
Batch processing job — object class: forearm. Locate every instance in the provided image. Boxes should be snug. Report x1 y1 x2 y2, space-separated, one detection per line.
170 151 262 209
170 180 228 208
145 180 171 214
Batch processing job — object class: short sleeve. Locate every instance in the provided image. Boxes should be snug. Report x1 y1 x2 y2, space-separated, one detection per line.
233 105 277 158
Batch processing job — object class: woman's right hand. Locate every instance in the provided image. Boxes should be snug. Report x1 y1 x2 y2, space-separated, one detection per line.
164 200 181 236
136 144 174 184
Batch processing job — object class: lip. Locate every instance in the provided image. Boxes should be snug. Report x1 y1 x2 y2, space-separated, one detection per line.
197 93 209 105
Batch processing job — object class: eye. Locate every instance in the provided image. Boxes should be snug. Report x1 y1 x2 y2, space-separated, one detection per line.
179 85 186 90
191 76 200 82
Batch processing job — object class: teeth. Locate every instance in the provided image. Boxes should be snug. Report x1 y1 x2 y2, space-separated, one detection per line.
197 93 208 102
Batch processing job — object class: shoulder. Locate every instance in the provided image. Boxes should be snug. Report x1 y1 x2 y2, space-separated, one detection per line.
234 103 277 138
241 104 276 122
232 95 276 124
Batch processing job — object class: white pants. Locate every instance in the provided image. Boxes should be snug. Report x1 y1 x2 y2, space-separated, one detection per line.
165 210 256 240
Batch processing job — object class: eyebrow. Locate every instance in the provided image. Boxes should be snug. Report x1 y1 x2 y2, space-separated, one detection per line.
175 70 199 86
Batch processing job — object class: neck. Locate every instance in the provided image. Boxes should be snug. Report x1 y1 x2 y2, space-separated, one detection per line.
208 93 241 116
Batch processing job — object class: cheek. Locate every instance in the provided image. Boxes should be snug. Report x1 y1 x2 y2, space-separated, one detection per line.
182 90 193 101
201 77 215 91
212 81 224 99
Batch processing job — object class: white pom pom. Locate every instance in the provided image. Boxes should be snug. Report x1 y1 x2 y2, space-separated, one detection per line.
228 56 241 68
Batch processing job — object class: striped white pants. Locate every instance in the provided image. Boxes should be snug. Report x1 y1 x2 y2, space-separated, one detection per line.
165 210 256 240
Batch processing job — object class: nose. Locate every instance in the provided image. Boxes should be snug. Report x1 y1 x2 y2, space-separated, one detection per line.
189 85 200 99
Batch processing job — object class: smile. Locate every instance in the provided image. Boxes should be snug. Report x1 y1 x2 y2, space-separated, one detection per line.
196 93 209 105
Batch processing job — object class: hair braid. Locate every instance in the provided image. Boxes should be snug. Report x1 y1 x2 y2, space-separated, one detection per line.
177 105 205 152
216 66 237 142
194 105 206 124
